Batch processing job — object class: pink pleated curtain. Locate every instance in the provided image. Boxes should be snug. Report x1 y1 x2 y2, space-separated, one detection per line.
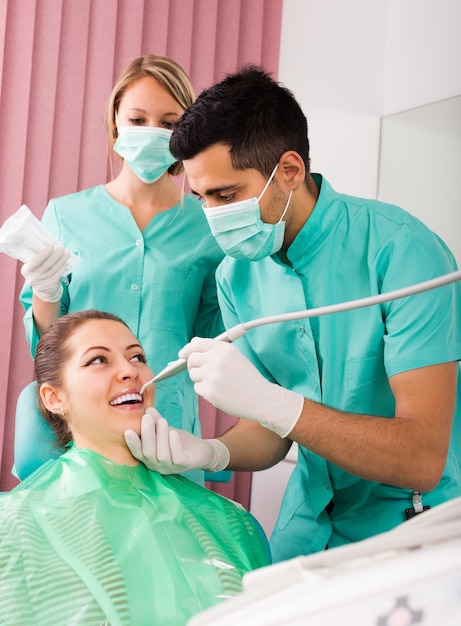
0 0 283 500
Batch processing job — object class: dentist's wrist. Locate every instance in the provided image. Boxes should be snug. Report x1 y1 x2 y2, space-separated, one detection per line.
261 386 305 438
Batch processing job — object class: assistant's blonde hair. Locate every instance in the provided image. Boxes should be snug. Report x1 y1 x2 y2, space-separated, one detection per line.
105 54 195 176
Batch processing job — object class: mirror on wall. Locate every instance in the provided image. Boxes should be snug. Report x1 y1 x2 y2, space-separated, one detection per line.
378 95 461 265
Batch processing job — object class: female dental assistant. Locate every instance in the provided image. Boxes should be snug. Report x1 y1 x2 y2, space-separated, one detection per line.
17 55 224 483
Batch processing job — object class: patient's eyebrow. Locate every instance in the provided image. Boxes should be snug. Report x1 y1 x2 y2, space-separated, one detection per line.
81 343 142 357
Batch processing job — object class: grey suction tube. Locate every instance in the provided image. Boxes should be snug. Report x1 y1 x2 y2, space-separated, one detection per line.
140 269 461 393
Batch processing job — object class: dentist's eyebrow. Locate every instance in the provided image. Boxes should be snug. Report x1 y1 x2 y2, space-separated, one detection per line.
191 184 237 197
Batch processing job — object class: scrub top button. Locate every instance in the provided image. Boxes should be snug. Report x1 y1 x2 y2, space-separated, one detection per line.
136 239 142 246
131 284 138 291
313 383 318 391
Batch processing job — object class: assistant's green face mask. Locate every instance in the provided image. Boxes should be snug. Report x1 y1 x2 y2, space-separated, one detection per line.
114 126 176 184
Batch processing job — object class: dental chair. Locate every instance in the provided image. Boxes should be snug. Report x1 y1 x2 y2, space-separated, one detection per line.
14 382 61 480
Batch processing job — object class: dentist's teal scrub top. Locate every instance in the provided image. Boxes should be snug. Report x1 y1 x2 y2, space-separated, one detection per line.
20 185 224 483
216 174 461 560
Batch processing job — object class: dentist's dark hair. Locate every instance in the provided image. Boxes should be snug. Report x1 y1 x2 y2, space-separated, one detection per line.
170 65 311 178
35 309 129 447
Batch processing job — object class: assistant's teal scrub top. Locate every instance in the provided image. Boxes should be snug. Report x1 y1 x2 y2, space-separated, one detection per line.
20 186 225 481
217 174 461 560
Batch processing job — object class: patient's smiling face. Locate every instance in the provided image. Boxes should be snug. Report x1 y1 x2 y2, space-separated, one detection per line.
41 318 155 465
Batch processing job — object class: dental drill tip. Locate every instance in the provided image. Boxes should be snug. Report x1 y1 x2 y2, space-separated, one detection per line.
140 357 188 394
140 379 154 395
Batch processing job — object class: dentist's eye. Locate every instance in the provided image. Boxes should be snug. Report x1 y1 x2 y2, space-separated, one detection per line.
191 190 204 201
219 193 236 202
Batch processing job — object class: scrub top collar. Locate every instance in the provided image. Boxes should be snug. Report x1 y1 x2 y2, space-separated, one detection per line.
286 174 340 267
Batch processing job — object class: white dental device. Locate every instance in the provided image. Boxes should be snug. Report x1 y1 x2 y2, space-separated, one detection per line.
140 270 461 394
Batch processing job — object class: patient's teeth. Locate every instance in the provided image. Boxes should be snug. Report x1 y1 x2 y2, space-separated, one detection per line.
110 393 142 406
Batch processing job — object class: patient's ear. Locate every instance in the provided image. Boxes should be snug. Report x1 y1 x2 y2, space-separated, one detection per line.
39 383 65 415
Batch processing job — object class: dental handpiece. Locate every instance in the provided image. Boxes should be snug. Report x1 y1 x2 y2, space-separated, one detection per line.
139 269 461 395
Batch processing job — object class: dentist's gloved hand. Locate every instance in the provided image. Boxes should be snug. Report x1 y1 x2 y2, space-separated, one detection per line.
124 407 230 474
180 338 305 438
21 244 70 302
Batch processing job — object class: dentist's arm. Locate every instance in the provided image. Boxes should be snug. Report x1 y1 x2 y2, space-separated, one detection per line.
180 337 457 492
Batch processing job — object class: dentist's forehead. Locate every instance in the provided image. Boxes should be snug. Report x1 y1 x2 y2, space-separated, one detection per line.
184 145 260 196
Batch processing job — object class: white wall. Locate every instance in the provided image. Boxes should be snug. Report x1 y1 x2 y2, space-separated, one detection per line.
277 0 390 197
278 0 461 195
250 0 461 537
378 96 461 264
384 0 461 115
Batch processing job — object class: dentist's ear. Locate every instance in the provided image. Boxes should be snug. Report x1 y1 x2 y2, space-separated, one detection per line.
278 151 306 190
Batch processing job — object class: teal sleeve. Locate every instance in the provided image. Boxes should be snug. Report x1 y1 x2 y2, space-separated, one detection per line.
216 262 277 382
193 262 225 339
380 225 461 376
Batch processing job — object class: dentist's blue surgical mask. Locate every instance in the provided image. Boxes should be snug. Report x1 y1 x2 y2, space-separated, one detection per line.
114 126 176 184
203 164 292 261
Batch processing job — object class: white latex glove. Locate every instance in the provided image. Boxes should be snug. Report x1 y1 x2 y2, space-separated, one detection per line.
124 407 230 474
179 338 305 438
21 244 70 302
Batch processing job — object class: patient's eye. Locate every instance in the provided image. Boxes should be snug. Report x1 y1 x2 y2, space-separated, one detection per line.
84 354 107 366
130 353 147 364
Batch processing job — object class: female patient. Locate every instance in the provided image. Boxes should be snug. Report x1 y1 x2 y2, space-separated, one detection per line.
0 310 269 626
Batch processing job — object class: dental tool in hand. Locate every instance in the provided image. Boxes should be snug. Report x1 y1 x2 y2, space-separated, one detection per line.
140 269 461 395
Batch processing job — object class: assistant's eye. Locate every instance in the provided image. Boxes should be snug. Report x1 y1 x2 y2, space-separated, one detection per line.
128 117 145 126
162 120 177 130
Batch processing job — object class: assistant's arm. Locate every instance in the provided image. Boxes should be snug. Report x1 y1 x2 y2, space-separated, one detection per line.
30 293 62 337
192 261 225 339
